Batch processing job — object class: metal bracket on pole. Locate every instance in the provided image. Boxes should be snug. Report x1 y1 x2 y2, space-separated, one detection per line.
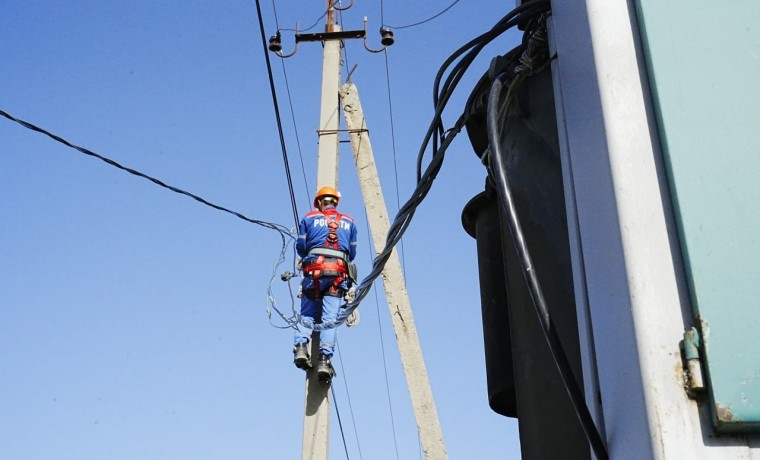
297 30 366 43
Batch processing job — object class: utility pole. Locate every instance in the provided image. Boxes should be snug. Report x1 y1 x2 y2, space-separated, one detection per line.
269 2 380 459
303 4 340 460
268 3 412 459
340 83 449 459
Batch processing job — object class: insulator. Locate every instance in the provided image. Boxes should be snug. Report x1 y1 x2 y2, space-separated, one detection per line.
268 33 282 53
380 27 394 47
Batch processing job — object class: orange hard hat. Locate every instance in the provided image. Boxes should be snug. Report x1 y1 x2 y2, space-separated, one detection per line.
314 186 340 208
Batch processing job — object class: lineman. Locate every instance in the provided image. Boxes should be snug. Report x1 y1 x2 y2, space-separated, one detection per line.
294 186 358 381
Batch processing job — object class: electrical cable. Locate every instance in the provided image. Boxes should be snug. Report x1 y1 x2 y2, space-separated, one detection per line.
338 2 353 84
372 282 400 460
278 59 312 203
277 1 329 33
426 0 549 181
331 380 352 460
361 216 400 459
335 343 364 460
253 0 301 230
483 18 609 460
381 49 407 272
384 0 463 30
0 109 293 238
256 0 325 329
269 0 281 29
265 236 300 329
269 0 312 200
0 106 301 329
298 1 552 332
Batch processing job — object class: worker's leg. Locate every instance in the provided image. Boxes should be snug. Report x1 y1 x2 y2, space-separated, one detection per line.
318 293 341 357
294 279 319 347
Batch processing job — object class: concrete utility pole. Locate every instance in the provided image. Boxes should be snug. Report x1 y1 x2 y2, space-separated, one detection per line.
315 7 341 189
339 82 449 460
302 4 341 459
269 2 397 458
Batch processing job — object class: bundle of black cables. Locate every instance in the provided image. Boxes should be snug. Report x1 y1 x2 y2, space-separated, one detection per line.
304 0 552 330
483 16 610 460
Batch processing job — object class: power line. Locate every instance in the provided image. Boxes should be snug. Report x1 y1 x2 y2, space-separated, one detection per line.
253 0 301 230
373 282 401 459
0 108 293 238
381 48 407 272
278 59 312 204
360 216 400 459
279 7 329 33
350 1 553 306
270 0 312 203
331 379 352 459
302 0 553 332
335 344 364 460
384 0 463 30
338 2 353 83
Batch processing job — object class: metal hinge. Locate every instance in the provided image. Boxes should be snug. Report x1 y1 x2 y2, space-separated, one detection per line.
681 327 706 396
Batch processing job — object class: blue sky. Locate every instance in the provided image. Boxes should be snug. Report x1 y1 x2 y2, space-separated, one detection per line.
1 1 523 458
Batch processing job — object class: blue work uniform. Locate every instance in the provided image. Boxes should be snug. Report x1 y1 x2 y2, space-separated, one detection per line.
294 205 358 357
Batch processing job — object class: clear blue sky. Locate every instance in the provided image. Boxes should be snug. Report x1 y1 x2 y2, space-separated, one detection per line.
1 1 523 458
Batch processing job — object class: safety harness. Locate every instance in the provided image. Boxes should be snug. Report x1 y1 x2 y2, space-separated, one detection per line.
303 212 349 299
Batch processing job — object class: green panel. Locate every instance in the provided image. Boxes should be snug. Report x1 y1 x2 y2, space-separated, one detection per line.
635 0 760 432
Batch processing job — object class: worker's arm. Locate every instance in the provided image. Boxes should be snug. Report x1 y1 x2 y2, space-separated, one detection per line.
348 220 358 261
296 217 308 258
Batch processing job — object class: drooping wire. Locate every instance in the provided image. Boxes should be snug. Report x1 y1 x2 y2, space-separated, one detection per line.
331 387 351 459
373 282 400 460
277 60 312 201
377 0 405 270
358 39 405 452
335 343 364 460
269 0 281 29
331 362 352 460
270 0 312 199
253 0 301 230
254 0 317 329
265 237 300 329
0 109 293 238
484 16 609 460
272 0 311 199
360 216 400 459
337 1 353 83
383 0 463 30
381 48 407 272
280 8 329 33
425 0 549 181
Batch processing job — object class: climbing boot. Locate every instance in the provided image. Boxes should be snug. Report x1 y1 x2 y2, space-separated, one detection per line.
293 343 311 370
317 354 335 382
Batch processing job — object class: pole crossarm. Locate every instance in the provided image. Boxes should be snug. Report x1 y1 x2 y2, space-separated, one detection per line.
267 1 393 58
297 29 366 43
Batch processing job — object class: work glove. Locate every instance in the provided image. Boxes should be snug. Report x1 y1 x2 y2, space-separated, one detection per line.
296 258 303 271
344 287 359 327
343 286 356 302
346 309 360 328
